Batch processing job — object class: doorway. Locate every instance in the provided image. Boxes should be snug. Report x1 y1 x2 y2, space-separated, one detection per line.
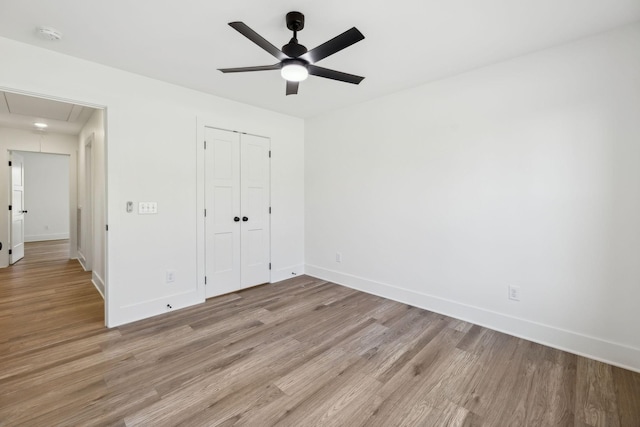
9 151 71 264
0 88 108 325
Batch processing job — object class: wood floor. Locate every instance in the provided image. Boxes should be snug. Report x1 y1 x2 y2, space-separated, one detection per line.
1 242 639 426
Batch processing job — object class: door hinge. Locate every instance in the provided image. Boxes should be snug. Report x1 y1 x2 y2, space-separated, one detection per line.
204 276 207 285
269 150 271 158
105 224 109 231
204 209 207 217
8 161 11 166
8 205 11 211
269 263 271 270
269 206 271 214
204 140 207 149
9 249 12 255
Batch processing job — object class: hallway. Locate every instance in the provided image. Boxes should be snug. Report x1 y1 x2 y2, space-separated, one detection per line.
0 240 104 372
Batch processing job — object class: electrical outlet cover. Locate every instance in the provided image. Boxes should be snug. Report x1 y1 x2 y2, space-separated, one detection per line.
508 285 521 301
166 270 176 283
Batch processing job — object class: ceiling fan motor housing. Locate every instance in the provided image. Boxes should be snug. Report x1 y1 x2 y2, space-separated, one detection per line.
282 41 307 58
286 11 305 31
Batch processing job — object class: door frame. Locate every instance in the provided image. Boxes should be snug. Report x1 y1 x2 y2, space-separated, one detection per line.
196 120 272 301
0 86 109 327
78 133 94 271
8 151 73 260
6 149 76 261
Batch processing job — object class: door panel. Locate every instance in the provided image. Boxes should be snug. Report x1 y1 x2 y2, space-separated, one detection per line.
10 152 25 264
205 128 241 297
213 186 233 224
213 233 234 273
240 134 270 288
245 229 264 265
10 215 24 260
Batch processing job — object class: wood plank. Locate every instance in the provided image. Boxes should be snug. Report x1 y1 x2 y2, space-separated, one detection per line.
1 241 639 425
575 358 621 427
612 365 640 427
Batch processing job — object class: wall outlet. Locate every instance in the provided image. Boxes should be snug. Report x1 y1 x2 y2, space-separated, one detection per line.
336 252 342 263
166 270 176 283
508 285 521 301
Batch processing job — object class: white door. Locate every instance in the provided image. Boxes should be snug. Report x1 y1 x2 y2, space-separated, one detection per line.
10 152 25 264
205 128 242 296
240 134 271 288
204 128 270 298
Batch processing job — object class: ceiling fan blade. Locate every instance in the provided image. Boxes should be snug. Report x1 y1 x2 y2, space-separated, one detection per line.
300 27 364 64
286 81 299 96
308 65 364 84
229 22 288 61
218 64 281 73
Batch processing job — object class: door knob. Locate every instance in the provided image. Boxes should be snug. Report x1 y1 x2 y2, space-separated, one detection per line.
233 216 240 222
242 216 248 222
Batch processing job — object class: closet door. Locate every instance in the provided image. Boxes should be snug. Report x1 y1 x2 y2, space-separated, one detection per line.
240 134 270 288
205 128 241 297
204 128 271 298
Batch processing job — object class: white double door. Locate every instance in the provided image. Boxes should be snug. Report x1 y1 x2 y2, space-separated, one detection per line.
205 127 271 298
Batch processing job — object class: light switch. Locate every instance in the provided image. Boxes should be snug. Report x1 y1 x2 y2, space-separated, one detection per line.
138 202 158 214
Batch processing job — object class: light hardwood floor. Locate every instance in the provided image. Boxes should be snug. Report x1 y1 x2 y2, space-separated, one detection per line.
1 241 639 426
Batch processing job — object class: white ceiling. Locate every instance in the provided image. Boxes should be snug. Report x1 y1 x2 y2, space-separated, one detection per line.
0 1 639 118
0 91 95 135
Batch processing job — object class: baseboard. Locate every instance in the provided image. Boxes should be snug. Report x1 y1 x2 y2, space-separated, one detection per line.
108 264 306 328
77 252 88 271
25 233 70 242
271 263 305 283
109 290 203 328
92 271 105 299
305 264 640 373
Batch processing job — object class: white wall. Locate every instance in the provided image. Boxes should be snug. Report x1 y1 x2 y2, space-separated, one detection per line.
0 127 78 265
0 36 305 327
305 23 640 372
21 151 70 242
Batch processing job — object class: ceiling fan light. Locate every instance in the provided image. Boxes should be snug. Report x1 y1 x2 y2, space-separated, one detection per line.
281 62 308 82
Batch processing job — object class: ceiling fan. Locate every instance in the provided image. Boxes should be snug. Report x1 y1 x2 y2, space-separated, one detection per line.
218 11 365 95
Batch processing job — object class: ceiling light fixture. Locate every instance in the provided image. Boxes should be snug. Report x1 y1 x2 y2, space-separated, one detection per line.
280 59 309 82
36 26 63 41
33 122 48 129
219 12 364 95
